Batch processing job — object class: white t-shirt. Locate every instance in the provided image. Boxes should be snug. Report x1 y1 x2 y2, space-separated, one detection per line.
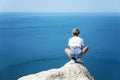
68 36 84 48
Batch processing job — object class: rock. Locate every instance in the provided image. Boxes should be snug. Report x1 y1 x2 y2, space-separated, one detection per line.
18 61 94 80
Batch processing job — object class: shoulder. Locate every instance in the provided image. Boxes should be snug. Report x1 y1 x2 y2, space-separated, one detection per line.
69 37 73 41
69 37 83 41
78 37 84 41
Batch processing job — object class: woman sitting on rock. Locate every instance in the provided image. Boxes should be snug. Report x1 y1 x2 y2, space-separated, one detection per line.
65 28 89 63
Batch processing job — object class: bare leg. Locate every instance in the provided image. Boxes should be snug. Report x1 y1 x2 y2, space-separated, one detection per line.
79 46 89 58
83 46 89 54
65 48 72 59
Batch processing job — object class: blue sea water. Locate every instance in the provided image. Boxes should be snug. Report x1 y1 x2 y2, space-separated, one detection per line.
0 13 120 80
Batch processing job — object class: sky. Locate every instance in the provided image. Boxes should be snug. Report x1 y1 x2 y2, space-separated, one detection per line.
0 0 120 12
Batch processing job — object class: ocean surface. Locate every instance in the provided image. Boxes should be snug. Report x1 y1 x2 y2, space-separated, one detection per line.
0 13 120 80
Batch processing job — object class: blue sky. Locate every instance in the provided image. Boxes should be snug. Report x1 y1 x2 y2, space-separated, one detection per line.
0 0 120 12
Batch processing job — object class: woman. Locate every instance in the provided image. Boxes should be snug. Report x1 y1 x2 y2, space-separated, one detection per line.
65 28 89 63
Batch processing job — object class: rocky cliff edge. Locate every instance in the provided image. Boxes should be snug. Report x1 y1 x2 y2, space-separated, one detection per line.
18 61 94 80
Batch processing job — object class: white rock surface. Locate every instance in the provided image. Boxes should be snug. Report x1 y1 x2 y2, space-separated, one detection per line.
18 61 94 80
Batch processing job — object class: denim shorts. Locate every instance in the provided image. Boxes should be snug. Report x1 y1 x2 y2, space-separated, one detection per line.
69 48 83 58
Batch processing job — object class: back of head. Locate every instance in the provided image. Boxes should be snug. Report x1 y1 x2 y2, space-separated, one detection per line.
72 28 80 36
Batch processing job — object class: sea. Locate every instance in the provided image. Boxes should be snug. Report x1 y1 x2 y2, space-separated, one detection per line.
0 12 120 80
